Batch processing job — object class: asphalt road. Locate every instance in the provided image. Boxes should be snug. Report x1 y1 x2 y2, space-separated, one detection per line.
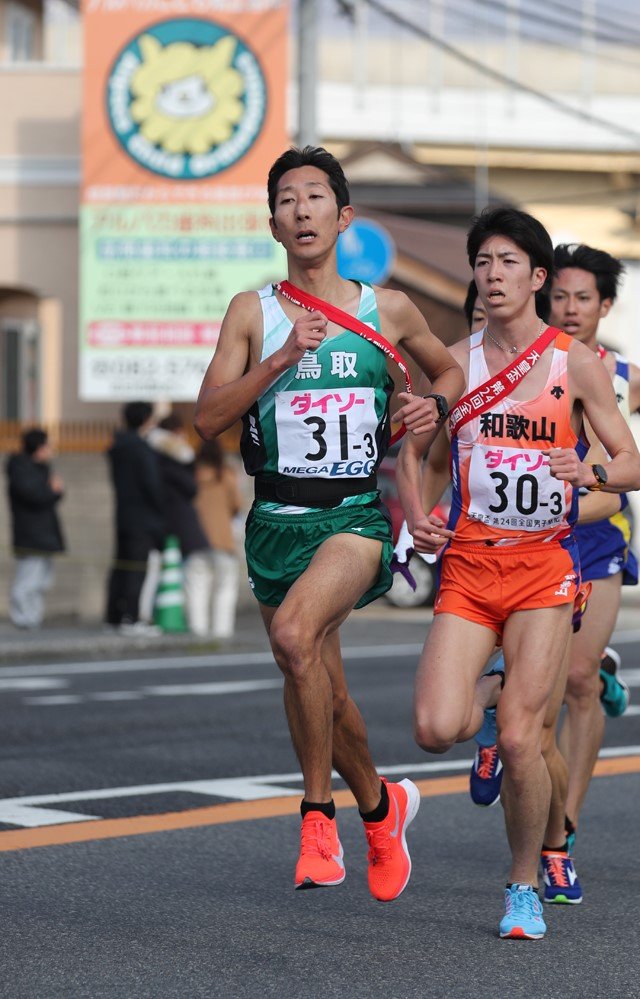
0 614 639 998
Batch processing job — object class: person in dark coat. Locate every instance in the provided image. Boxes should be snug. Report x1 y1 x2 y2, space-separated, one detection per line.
147 413 212 634
106 401 165 630
6 427 65 628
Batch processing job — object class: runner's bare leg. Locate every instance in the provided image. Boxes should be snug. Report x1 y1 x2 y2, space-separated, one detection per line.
541 641 571 848
261 531 383 812
414 613 498 752
500 605 572 886
557 575 621 827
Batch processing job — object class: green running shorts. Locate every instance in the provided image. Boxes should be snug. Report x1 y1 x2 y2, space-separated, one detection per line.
244 498 393 608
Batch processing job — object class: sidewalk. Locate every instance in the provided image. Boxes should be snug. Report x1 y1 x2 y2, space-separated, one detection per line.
0 599 434 664
0 609 267 665
0 589 637 665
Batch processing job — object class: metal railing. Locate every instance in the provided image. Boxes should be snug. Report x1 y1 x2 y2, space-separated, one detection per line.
0 420 116 454
0 420 242 454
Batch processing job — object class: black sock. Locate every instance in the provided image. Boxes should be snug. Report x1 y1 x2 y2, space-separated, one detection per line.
542 841 568 854
301 799 335 820
486 667 506 689
359 780 389 823
565 815 576 837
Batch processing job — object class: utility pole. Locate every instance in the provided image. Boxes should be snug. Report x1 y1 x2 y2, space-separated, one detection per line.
297 0 318 147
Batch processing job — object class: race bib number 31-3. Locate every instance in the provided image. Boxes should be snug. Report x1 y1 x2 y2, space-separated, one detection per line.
275 388 378 477
467 444 566 532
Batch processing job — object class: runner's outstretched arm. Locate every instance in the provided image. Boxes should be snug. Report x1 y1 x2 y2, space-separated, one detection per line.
396 427 456 555
421 427 452 515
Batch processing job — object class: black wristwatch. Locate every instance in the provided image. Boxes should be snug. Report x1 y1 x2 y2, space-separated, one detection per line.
423 393 449 424
588 463 608 491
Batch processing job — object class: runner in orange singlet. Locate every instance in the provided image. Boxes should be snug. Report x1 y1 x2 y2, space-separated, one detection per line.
396 207 640 941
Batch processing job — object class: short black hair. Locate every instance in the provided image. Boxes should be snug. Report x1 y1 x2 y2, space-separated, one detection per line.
267 146 350 217
553 243 625 303
536 282 551 324
467 206 554 277
22 428 47 455
463 280 479 330
123 401 153 431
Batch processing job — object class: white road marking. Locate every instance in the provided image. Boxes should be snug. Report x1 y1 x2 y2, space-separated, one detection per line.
26 695 83 706
1 747 639 829
2 626 639 679
0 679 67 691
620 669 640 683
0 805 100 828
0 645 418 678
0 764 471 827
144 680 282 697
22 669 640 709
25 678 283 707
609 629 640 645
598 744 640 756
92 691 145 702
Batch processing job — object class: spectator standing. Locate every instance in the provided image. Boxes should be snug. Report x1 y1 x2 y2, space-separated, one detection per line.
6 427 65 629
148 414 213 635
194 440 243 640
106 401 165 632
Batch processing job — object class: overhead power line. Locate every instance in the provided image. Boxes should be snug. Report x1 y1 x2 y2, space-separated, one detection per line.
434 0 640 69
482 0 640 46
526 0 640 39
475 0 640 45
337 0 640 48
361 0 640 147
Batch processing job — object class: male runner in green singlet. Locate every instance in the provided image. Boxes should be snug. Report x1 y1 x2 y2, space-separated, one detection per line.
195 146 464 901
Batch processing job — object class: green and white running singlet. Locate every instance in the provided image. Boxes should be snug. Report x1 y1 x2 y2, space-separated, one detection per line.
241 282 393 489
242 281 395 607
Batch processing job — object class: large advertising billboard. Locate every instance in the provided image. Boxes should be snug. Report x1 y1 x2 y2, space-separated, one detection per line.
80 0 289 400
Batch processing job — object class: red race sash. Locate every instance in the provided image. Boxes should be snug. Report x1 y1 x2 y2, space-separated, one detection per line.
449 325 560 437
275 280 413 444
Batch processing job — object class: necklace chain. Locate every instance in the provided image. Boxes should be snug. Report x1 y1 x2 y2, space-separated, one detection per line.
484 321 544 355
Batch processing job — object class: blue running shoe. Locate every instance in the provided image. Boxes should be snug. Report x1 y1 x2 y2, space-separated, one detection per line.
470 739 503 806
600 647 630 718
541 851 582 904
500 884 546 940
470 655 505 806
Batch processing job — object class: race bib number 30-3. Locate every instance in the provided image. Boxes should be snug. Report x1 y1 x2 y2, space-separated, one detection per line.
275 388 378 477
467 444 566 532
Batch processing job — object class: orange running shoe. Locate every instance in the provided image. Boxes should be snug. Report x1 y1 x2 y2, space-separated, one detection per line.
294 811 345 890
363 778 420 902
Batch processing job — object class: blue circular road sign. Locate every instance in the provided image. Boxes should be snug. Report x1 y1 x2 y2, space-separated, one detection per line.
337 218 396 285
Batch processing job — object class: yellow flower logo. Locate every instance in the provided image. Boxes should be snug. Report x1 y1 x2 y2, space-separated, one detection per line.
107 19 266 178
129 34 245 156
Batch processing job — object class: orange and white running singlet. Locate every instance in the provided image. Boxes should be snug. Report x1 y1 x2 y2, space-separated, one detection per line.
436 330 587 634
